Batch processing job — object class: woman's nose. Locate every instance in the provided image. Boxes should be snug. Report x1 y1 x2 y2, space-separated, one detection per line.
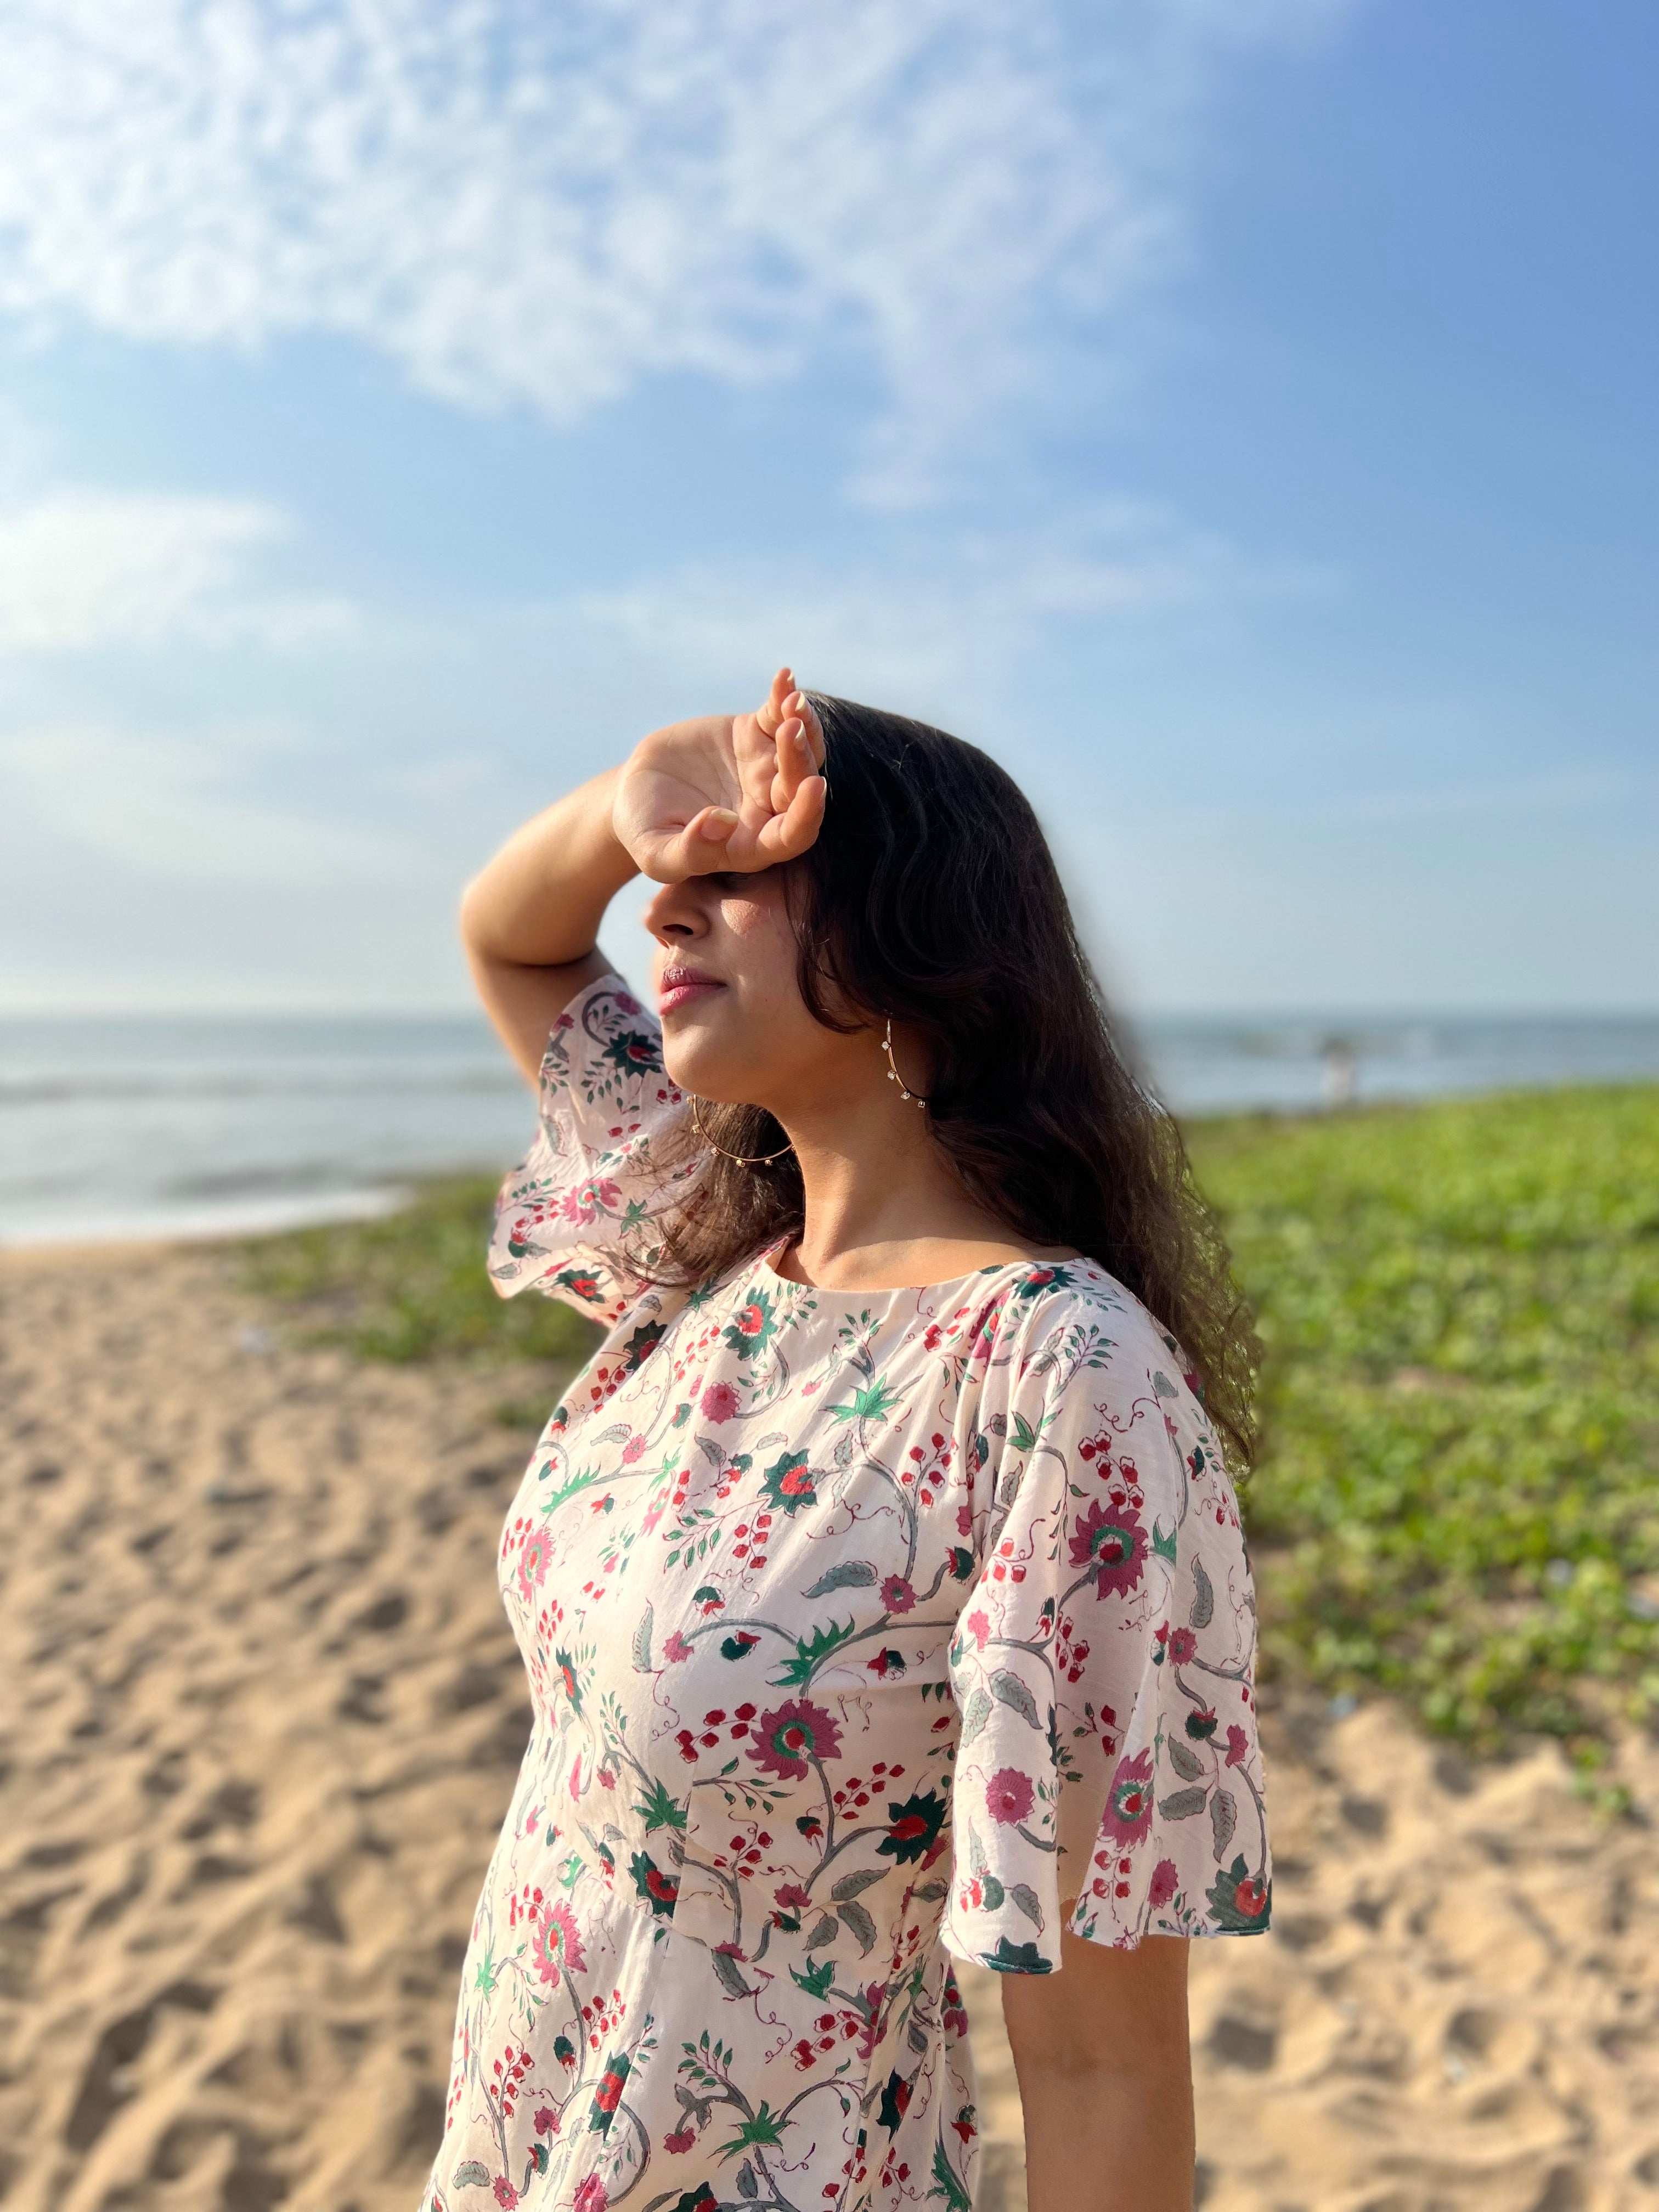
642 879 708 944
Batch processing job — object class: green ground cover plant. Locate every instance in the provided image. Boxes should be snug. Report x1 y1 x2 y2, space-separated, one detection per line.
241 1176 601 1370
246 1083 1659 1747
1188 1085 1659 1746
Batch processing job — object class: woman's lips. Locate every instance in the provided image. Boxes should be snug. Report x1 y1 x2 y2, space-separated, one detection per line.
658 969 724 1014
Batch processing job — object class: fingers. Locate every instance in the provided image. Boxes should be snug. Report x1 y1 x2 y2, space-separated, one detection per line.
754 772 826 864
768 711 816 815
753 665 795 737
793 690 826 771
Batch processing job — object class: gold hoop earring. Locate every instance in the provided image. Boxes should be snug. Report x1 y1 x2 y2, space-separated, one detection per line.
883 1017 929 1111
689 1096 793 1166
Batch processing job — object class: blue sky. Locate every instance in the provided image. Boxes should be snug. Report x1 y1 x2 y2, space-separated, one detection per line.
0 0 1652 1014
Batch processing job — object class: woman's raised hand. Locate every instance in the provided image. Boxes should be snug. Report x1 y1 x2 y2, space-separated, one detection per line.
612 669 827 883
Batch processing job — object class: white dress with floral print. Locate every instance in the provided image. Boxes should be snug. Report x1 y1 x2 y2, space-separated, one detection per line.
422 977 1270 2212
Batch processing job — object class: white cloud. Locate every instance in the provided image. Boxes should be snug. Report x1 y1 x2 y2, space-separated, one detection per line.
0 491 354 650
573 504 1327 698
0 0 1348 501
0 724 408 882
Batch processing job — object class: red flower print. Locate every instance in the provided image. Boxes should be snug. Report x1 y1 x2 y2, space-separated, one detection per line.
1148 1858 1179 1909
573 2177 609 2212
736 1302 765 1337
663 1631 694 1663
1167 1627 1197 1664
774 1882 811 1911
663 2126 697 2154
1233 1876 1268 1920
985 1767 1034 1826
701 1381 740 1423
1225 1723 1249 1768
881 1575 916 1614
751 1697 843 1780
1102 1749 1155 1847
529 1900 585 1984
517 1523 554 1602
493 2184 518 2209
1069 1498 1148 1598
595 2071 624 2112
534 2108 558 2137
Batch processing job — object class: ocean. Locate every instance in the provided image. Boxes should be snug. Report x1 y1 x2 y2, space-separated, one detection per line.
2 1008 1655 1249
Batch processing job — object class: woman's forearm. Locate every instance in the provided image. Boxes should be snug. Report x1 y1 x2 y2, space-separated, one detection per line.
459 766 637 969
1017 2057 1195 2211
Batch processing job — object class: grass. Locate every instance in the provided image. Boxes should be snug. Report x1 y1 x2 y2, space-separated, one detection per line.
240 1175 603 1375
1188 1085 1659 1747
243 1085 1659 1747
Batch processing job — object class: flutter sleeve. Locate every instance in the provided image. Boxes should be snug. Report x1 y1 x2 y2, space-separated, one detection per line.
486 972 704 1325
944 1274 1271 1969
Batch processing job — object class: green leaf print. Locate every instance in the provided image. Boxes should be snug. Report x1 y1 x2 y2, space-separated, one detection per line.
721 2101 787 2157
634 1776 687 1832
826 1376 901 1425
930 2140 975 2211
988 1668 1041 1726
837 1899 878 1953
791 1955 836 1997
802 1560 878 1596
770 1616 857 1686
632 1601 654 1671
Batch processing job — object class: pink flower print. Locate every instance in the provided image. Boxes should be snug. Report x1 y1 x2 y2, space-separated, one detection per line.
493 2184 519 2209
621 1432 647 1464
1102 1749 1155 1847
663 1631 694 1663
985 1767 1034 1826
663 2127 697 2154
1167 1626 1197 1665
957 1503 974 1536
1068 1498 1148 1598
1225 1724 1250 1768
573 2180 608 2212
616 990 641 1015
534 2107 558 2137
701 1381 741 1423
517 1521 554 1603
529 1900 586 1984
774 1882 812 1911
560 1176 621 1227
965 1610 990 1651
751 1697 843 1780
881 1575 916 1615
1148 1858 1179 1910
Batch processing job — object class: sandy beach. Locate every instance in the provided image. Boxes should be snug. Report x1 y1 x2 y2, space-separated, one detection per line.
4 1242 1658 2212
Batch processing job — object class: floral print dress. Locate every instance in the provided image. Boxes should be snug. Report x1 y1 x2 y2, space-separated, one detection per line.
422 976 1270 2212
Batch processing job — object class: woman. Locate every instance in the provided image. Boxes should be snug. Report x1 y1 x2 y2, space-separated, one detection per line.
431 671 1270 2212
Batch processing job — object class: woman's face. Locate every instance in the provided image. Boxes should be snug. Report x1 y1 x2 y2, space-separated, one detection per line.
642 869 870 1116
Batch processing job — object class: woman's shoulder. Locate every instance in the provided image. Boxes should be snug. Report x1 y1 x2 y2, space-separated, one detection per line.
993 1256 1217 1434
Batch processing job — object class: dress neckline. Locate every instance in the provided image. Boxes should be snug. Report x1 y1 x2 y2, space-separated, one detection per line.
753 1237 1086 1303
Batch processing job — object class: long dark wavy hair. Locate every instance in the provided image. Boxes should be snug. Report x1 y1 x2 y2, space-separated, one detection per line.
651 695 1260 1472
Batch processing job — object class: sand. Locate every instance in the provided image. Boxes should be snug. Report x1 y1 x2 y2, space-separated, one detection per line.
3 1243 1657 2212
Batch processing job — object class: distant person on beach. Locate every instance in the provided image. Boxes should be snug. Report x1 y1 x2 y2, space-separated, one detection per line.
437 672 1271 2212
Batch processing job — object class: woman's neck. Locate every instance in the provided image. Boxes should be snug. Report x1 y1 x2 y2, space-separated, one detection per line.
770 1087 1063 1292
